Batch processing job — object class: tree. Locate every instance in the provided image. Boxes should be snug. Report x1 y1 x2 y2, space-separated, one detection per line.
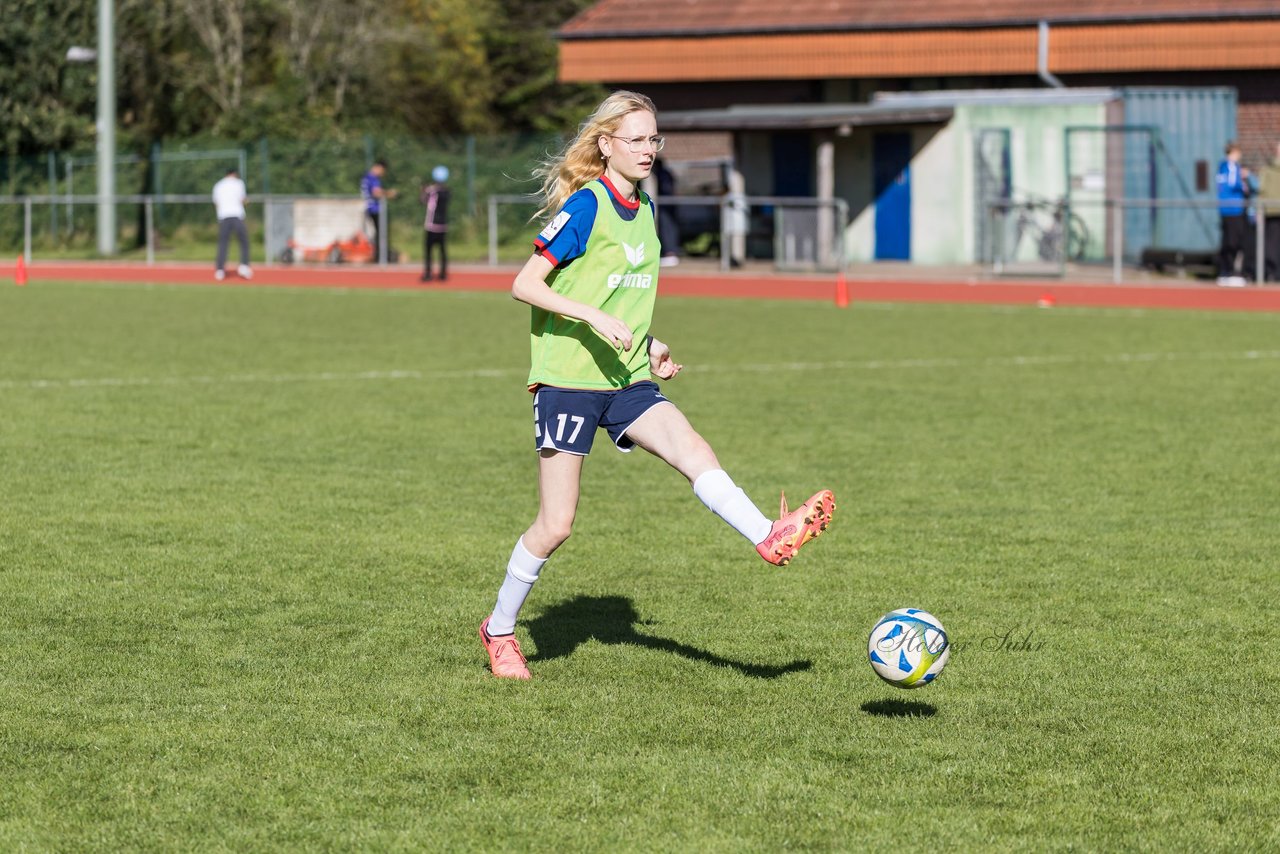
380 0 497 135
1 0 614 164
0 0 97 162
180 0 250 118
279 0 336 110
485 0 605 133
117 0 195 140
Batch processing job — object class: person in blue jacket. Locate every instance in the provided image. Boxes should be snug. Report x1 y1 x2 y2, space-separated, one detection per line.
360 160 398 263
1217 142 1251 285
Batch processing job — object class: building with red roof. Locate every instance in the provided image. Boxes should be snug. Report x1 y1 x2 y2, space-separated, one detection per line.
556 1 1278 269
559 0 1279 164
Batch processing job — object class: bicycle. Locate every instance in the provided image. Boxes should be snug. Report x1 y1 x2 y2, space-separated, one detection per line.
1008 197 1089 263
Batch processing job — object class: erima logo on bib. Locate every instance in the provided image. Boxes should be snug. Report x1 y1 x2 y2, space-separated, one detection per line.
608 241 653 289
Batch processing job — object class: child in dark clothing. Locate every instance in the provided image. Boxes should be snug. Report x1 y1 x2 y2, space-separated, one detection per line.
420 166 452 281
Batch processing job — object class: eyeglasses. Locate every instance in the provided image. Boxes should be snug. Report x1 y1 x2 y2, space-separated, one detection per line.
608 135 665 154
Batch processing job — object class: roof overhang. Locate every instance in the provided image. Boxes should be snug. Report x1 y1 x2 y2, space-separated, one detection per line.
560 10 1280 40
660 103 955 133
871 88 1118 109
558 1 1280 40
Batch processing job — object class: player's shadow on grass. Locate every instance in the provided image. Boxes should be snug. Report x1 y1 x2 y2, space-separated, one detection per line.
525 595 812 679
860 698 937 718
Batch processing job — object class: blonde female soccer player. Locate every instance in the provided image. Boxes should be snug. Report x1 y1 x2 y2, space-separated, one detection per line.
480 91 835 679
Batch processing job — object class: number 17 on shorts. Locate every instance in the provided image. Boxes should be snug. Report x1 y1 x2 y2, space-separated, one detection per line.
533 382 670 456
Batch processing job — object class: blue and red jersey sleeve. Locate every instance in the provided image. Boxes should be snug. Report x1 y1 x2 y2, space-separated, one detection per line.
533 189 598 267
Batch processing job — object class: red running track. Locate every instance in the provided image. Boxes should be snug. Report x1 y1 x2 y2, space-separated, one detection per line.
5 260 1280 312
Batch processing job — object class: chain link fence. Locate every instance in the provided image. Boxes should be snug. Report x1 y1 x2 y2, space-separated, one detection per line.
0 133 560 263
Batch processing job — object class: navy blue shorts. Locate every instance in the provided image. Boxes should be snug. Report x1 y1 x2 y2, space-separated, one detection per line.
533 381 672 455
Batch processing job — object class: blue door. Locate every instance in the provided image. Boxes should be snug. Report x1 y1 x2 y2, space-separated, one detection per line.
874 133 912 261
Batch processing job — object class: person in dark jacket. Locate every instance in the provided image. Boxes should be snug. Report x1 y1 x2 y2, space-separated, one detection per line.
420 166 452 281
654 158 681 266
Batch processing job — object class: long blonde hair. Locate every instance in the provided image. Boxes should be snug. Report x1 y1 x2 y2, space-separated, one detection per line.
533 90 657 222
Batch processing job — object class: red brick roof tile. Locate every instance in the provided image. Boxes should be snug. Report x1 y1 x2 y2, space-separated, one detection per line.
558 19 1280 81
560 0 1280 38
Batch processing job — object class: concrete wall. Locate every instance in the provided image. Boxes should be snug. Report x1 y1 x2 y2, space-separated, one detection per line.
837 131 875 262
737 132 774 196
920 102 1108 265
908 125 962 264
734 99 1113 265
841 101 1109 265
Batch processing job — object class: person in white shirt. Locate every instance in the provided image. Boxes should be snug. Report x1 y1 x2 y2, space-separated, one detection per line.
212 168 252 280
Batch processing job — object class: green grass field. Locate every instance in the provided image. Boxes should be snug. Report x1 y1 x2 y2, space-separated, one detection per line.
2 281 1278 850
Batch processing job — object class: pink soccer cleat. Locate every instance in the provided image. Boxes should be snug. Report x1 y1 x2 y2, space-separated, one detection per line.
479 617 531 680
756 489 836 567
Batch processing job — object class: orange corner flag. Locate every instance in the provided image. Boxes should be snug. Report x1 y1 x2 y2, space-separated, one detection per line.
15 256 28 286
834 273 850 308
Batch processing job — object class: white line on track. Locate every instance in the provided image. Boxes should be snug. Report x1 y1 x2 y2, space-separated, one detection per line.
2 350 1278 392
0 368 515 390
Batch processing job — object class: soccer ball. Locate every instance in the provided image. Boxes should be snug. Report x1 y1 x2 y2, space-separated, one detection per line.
867 609 950 688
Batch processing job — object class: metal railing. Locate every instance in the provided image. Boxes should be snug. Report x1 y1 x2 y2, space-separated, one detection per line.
0 193 399 266
988 197 1279 284
487 194 850 273
19 189 1274 285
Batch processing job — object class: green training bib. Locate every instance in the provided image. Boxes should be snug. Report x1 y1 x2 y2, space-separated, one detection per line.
529 181 660 390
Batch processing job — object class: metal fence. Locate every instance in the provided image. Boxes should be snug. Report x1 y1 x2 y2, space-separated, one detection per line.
0 194 407 265
0 191 506 267
989 196 1279 283
487 194 850 273
0 133 563 266
0 134 561 215
9 190 1275 285
1 191 850 273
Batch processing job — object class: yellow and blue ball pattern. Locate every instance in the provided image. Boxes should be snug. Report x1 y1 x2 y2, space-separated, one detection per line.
867 608 950 688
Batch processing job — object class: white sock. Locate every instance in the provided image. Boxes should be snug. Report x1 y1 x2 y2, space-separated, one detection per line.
487 537 547 635
693 469 773 545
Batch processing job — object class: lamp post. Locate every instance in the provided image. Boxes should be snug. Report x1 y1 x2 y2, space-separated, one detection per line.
96 0 115 255
68 3 115 255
